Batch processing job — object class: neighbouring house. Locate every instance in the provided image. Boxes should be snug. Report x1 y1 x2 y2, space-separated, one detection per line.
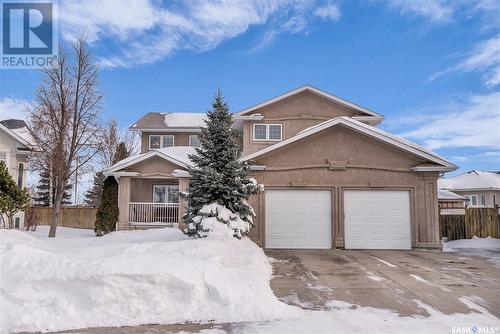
438 170 500 208
104 85 457 250
438 189 467 209
0 119 36 229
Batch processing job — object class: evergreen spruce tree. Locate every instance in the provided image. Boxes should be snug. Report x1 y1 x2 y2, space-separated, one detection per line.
85 141 130 208
33 168 72 206
94 176 119 236
0 161 30 229
83 171 106 207
184 91 260 238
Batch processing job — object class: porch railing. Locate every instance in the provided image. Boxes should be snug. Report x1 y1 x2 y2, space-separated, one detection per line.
129 202 179 226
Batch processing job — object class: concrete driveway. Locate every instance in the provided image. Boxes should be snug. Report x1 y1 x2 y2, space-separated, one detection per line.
266 249 500 317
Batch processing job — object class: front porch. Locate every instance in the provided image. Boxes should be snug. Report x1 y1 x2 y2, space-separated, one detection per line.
117 176 190 230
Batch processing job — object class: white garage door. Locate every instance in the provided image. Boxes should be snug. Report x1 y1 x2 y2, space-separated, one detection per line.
265 190 331 249
344 190 411 250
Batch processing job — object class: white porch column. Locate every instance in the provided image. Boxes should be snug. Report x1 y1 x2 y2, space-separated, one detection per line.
117 176 131 230
178 177 190 230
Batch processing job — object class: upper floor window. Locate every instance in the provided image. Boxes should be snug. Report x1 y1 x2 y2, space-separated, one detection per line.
253 123 282 141
149 135 174 149
0 152 6 164
464 194 487 207
189 135 201 147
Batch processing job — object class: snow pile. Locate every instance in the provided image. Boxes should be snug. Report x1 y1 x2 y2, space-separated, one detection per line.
443 236 500 252
0 228 295 333
191 203 251 239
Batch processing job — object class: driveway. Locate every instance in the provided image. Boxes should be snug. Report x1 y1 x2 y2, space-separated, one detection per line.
19 249 500 334
266 249 500 317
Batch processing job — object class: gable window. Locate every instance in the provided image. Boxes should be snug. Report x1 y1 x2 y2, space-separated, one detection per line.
189 135 200 147
17 163 24 188
149 135 175 149
153 185 179 203
253 123 282 141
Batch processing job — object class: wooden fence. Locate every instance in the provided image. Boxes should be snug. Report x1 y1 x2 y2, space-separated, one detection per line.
439 207 500 240
28 206 98 230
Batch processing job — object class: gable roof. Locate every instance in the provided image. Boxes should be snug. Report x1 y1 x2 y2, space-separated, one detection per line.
438 170 500 191
104 146 196 175
235 85 384 121
241 116 457 172
438 189 466 201
0 119 35 149
130 112 206 131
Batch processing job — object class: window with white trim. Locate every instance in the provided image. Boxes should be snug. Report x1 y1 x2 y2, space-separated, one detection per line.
465 195 478 207
149 135 174 149
253 123 282 141
189 135 200 147
153 185 179 203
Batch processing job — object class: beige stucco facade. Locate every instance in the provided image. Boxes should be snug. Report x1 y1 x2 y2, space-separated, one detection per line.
246 125 440 248
109 86 453 249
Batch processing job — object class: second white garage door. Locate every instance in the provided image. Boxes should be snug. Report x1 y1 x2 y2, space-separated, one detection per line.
344 190 411 250
265 190 332 249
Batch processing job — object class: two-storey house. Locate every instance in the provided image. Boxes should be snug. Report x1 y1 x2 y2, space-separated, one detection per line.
104 85 457 250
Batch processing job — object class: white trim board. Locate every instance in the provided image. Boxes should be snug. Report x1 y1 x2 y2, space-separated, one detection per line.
235 85 384 120
241 116 457 172
0 123 33 149
104 150 189 176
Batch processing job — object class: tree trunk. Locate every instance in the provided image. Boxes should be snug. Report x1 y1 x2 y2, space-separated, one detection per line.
49 201 60 237
48 184 66 237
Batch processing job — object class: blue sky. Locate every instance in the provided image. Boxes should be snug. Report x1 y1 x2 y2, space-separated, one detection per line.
1 0 499 177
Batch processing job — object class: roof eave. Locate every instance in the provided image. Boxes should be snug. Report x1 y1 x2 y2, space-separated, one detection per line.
235 85 384 119
129 127 202 133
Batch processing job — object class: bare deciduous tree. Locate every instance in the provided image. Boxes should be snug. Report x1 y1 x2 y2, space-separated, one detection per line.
29 36 103 237
98 118 138 169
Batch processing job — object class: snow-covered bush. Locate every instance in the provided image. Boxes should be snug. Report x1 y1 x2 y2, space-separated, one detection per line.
191 203 252 239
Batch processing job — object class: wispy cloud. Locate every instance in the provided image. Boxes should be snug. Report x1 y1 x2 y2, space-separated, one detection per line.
59 0 341 68
395 92 500 150
314 3 341 21
429 35 500 87
382 0 454 22
0 98 30 121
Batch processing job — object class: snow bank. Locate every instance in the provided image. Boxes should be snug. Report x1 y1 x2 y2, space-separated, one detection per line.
443 236 500 252
0 228 295 333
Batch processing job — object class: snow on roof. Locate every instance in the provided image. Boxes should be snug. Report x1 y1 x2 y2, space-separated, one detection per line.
438 171 500 191
163 113 206 128
105 146 197 175
0 119 36 148
438 189 465 201
156 146 196 166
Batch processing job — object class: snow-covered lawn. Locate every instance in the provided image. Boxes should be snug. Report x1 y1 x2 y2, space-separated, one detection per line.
1 228 499 334
0 227 295 333
443 236 500 268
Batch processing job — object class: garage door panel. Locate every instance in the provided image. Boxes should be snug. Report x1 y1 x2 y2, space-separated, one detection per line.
266 190 332 249
344 190 411 250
